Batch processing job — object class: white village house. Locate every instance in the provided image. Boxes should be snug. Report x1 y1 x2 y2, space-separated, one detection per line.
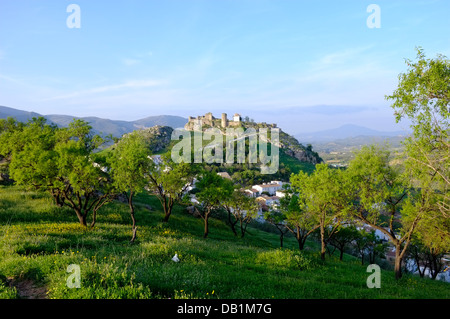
251 181 283 196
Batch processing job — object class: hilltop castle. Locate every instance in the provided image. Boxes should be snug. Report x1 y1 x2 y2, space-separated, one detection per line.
185 112 242 130
185 112 277 130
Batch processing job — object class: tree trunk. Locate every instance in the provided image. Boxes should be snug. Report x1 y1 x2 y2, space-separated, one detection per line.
163 211 171 223
161 196 174 223
203 211 210 238
128 192 137 243
296 227 305 251
75 210 87 227
275 225 285 248
228 211 238 236
240 220 248 238
394 245 403 280
90 209 97 229
320 225 326 261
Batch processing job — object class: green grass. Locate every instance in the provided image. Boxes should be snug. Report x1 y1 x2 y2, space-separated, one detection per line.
0 185 448 299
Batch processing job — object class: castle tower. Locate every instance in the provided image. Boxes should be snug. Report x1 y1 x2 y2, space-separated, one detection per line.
221 113 227 128
205 112 213 122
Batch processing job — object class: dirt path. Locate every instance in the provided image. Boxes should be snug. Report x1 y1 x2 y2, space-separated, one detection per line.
8 277 48 299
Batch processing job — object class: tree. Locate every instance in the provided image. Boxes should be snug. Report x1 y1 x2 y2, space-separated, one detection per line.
3 118 114 227
264 210 289 247
0 118 37 185
346 145 429 279
386 47 449 218
108 131 153 242
147 154 196 222
407 198 450 279
329 225 359 261
53 120 115 227
352 227 388 265
4 117 62 205
223 191 259 238
291 164 348 260
195 171 234 238
0 117 26 158
276 186 318 251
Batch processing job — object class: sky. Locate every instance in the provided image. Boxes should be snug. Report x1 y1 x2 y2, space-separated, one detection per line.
1 0 449 135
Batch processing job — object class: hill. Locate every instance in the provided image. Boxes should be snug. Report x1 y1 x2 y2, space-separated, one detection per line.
294 124 410 166
0 105 188 137
296 124 409 143
0 185 448 300
313 135 407 166
0 105 42 123
184 112 322 165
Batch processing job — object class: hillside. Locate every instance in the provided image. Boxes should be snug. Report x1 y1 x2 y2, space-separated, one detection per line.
294 124 410 166
184 112 322 167
296 124 409 143
0 105 188 137
1 185 448 300
314 135 407 166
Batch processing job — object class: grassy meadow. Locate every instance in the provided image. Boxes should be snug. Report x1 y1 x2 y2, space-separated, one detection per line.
0 185 448 299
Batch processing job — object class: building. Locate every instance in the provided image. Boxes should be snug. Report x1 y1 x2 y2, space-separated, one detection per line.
185 112 242 130
217 172 232 180
251 181 283 196
256 195 281 211
275 190 286 198
244 188 260 198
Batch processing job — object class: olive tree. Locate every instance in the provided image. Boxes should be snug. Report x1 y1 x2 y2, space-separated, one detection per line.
108 131 153 242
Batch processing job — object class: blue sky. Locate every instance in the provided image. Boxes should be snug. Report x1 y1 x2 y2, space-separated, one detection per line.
1 0 449 135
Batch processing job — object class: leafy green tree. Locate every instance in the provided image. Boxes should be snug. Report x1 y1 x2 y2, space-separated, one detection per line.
276 186 318 251
3 118 114 226
352 227 388 265
291 164 348 260
147 154 196 222
329 225 359 261
407 197 450 279
195 171 234 238
346 145 428 279
223 190 259 238
0 117 26 158
264 210 289 247
108 131 153 242
386 47 449 218
53 120 114 227
4 118 62 204
0 117 31 184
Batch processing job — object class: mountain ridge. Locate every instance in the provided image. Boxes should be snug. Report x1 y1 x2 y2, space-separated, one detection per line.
0 105 188 137
296 124 410 143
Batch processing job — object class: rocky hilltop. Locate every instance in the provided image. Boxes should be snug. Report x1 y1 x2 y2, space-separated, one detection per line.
124 125 174 153
184 112 322 165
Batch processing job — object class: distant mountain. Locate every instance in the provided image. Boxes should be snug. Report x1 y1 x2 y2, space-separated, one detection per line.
0 105 42 123
0 105 188 137
296 124 409 143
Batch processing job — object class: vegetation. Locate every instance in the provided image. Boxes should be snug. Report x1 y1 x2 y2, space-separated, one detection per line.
0 49 448 299
0 186 449 299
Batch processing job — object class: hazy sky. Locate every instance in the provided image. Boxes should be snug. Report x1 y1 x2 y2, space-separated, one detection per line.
1 0 449 135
